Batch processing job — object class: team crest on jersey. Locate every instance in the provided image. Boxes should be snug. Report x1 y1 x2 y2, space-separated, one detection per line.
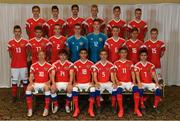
41 43 45 46
21 44 24 47
44 67 48 71
64 66 69 70
72 42 74 45
86 65 91 68
91 38 93 40
99 38 103 42
80 42 83 46
147 67 151 72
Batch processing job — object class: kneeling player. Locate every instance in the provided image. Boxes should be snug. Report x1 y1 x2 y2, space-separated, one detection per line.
51 49 74 114
135 48 162 113
114 46 142 118
92 49 117 114
72 49 96 117
26 51 52 117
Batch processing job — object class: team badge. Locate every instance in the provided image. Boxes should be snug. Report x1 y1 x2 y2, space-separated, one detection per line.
99 38 103 42
41 43 45 46
147 67 151 72
21 44 24 47
64 66 69 70
86 65 91 68
91 38 93 40
44 67 48 71
80 42 83 46
94 41 98 47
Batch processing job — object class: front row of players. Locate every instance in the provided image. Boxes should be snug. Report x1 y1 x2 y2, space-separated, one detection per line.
25 47 162 118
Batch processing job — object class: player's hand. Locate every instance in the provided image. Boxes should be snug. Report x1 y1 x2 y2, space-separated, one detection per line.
95 82 100 89
51 83 57 90
112 83 117 88
67 83 73 92
156 83 162 89
138 82 143 88
117 81 122 86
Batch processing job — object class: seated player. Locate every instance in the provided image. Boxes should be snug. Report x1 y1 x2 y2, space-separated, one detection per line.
51 49 74 114
134 48 162 113
72 49 96 117
66 23 88 62
107 6 126 38
28 26 51 64
144 28 166 81
26 6 46 39
125 27 143 64
7 25 29 102
87 19 107 63
104 26 125 63
92 49 117 114
26 51 53 117
49 24 66 63
114 46 142 118
47 5 65 37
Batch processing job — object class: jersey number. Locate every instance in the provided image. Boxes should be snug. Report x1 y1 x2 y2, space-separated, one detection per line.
36 47 42 51
132 48 137 53
82 69 87 75
122 68 126 74
39 72 44 77
16 47 21 53
152 48 157 53
60 71 65 76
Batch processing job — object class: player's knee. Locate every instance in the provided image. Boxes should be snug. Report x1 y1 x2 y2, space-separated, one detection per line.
155 88 162 96
72 87 78 96
112 88 117 96
44 85 50 92
26 85 33 91
89 87 96 98
117 87 123 94
132 86 139 93
139 89 144 97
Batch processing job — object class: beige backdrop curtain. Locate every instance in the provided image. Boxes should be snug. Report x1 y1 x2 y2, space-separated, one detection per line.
0 3 180 87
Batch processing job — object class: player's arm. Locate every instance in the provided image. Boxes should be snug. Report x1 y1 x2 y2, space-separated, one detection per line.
114 72 121 86
93 71 100 88
152 71 161 88
131 71 136 85
135 68 142 88
69 69 74 85
29 73 34 86
25 21 30 37
110 72 117 88
160 45 166 57
51 69 56 85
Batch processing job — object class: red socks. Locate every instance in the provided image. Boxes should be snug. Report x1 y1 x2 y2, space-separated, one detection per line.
154 96 161 108
96 96 101 108
111 95 116 108
12 84 17 97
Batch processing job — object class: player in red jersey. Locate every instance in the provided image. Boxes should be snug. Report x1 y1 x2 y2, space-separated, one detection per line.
104 26 125 63
125 28 143 64
92 49 117 114
134 48 162 113
72 49 96 117
28 26 51 63
128 8 147 42
7 25 29 102
46 6 65 37
65 4 85 37
144 28 166 81
107 6 127 38
49 24 66 63
51 49 74 114
26 6 46 39
26 51 53 117
114 46 142 118
83 4 105 34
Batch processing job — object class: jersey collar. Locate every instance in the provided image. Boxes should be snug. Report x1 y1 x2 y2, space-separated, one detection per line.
112 37 120 42
150 39 158 43
79 59 88 64
54 35 62 39
119 59 127 63
33 17 40 22
130 39 138 43
35 37 43 42
14 37 22 43
38 61 46 66
99 60 108 67
113 18 121 22
140 61 148 67
134 19 142 23
59 60 67 66
52 17 60 22
72 16 79 20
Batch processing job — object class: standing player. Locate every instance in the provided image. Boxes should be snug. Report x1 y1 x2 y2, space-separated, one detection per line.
46 6 65 37
114 46 142 118
87 19 107 63
104 26 125 63
65 4 85 37
144 28 166 81
28 26 51 64
128 8 148 42
51 49 74 114
92 49 117 114
8 25 29 102
49 24 66 63
125 28 143 64
26 51 52 117
26 6 46 39
134 48 162 113
66 23 88 62
83 4 105 34
107 6 127 38
72 49 96 117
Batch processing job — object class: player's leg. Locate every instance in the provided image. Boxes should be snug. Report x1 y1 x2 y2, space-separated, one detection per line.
95 83 104 112
43 84 51 117
65 84 73 113
116 86 124 118
51 83 58 114
72 85 79 117
139 84 145 109
20 67 28 96
11 68 19 101
88 85 96 117
25 84 34 117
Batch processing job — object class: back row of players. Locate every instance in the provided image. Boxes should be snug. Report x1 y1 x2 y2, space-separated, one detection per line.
7 4 165 118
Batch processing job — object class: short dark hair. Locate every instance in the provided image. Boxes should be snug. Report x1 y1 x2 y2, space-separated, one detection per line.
113 6 121 11
112 26 119 30
58 49 69 56
135 8 142 12
74 23 82 28
139 47 148 55
99 49 108 54
79 48 88 53
52 5 59 11
14 25 21 31
71 4 79 10
34 26 43 31
131 27 139 33
150 28 158 34
54 24 61 28
93 18 101 24
91 4 98 9
32 6 40 11
119 46 128 53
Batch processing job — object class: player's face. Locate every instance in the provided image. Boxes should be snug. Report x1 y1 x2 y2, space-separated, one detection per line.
91 7 98 17
100 51 108 60
93 21 100 31
54 25 61 35
38 51 46 61
35 30 43 38
151 31 158 40
74 26 81 35
140 53 147 61
113 9 120 18
14 28 22 37
32 8 40 18
80 51 88 59
52 9 59 18
135 10 142 19
72 7 79 16
120 50 127 59
131 31 139 39
112 28 119 37
59 53 67 61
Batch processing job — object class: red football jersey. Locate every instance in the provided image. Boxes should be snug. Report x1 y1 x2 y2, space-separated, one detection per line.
74 59 94 83
114 60 134 82
26 17 46 39
107 19 127 38
128 19 147 42
52 60 74 82
144 40 165 68
30 61 52 83
125 39 143 64
65 17 85 37
46 18 65 37
49 35 66 63
134 61 155 83
92 61 114 83
7 38 28 68
104 37 125 63
28 37 50 63
83 17 105 33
